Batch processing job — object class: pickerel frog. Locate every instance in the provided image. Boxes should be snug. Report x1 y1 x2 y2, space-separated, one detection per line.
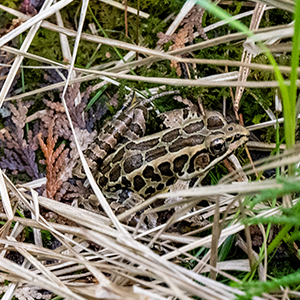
75 99 249 225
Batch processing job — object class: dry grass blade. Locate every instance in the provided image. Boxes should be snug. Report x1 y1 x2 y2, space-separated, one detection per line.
55 8 73 64
256 0 294 12
0 256 86 300
247 114 300 131
99 0 149 18
104 24 292 76
244 26 294 55
0 0 54 107
234 2 267 114
151 177 299 201
5 70 239 102
58 0 131 236
79 72 292 87
0 173 264 300
0 5 179 62
179 57 297 74
34 194 112 228
7 236 66 287
0 0 74 48
3 74 102 102
30 188 43 247
2 45 66 68
18 178 47 189
0 171 13 222
55 7 82 106
195 6 273 41
247 141 286 151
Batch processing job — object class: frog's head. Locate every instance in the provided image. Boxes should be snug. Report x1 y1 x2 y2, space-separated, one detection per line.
206 122 249 157
178 121 249 181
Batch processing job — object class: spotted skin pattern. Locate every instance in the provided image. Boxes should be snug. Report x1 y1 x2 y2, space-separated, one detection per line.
97 110 249 200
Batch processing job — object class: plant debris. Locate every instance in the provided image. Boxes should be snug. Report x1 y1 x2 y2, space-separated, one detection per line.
157 5 208 76
0 100 40 180
38 116 69 199
0 82 104 200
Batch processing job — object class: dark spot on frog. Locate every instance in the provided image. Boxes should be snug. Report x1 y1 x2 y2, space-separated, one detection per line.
162 129 180 143
187 150 208 174
158 162 173 176
152 173 162 182
109 165 121 182
133 175 146 191
126 138 159 151
121 176 131 188
123 153 143 174
169 136 204 153
100 164 111 175
120 137 130 144
118 112 130 122
99 141 112 153
189 177 198 188
125 142 134 150
157 183 165 190
103 124 112 133
173 154 188 175
183 121 204 134
145 146 168 162
112 184 122 192
112 147 125 164
98 176 108 187
207 116 225 130
143 166 162 181
183 109 189 119
112 131 121 141
166 177 176 186
143 165 155 178
95 157 104 168
116 190 131 203
145 187 156 195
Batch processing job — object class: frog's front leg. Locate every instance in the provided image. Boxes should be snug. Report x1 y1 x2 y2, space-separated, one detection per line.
105 190 158 229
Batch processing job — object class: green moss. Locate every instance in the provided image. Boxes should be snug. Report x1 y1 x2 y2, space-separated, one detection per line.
0 0 20 9
29 29 61 61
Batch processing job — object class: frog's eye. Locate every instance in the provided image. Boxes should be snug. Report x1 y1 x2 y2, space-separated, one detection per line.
210 138 227 156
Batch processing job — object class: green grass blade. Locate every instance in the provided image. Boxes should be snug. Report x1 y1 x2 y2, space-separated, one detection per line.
196 0 252 35
85 84 108 111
